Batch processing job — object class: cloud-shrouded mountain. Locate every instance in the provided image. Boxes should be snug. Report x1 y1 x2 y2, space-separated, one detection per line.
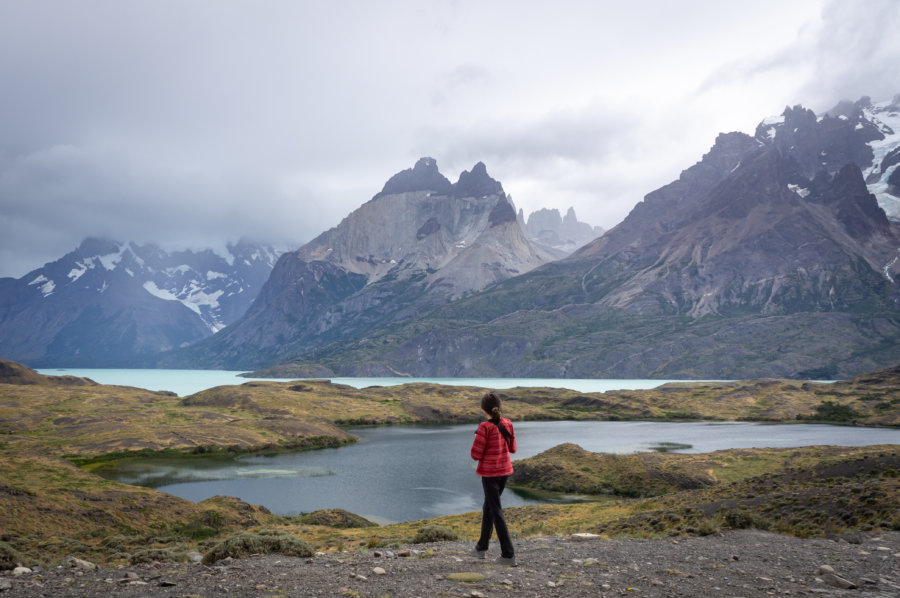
168 158 556 370
0 238 285 367
253 96 900 380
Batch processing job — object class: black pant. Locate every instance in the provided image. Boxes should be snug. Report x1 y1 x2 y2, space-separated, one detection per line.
476 475 514 557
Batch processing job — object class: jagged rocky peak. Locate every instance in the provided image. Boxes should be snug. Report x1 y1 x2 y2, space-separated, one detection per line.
452 161 504 198
374 157 452 199
374 158 507 201
523 207 605 256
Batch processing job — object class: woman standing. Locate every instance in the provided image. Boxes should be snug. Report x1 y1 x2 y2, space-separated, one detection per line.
470 392 517 566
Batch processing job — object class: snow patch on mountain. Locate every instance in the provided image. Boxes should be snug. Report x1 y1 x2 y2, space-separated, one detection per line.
27 275 55 297
98 246 127 270
67 258 95 281
862 99 900 221
143 280 181 303
788 184 810 198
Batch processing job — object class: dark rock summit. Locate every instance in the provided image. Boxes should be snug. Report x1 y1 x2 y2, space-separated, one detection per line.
373 157 452 199
452 161 504 198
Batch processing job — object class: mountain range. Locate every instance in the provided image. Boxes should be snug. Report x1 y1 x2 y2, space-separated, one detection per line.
241 96 900 379
0 239 285 367
2 95 899 379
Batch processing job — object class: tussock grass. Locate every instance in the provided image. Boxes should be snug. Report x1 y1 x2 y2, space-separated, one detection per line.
0 541 25 570
411 524 459 543
298 509 376 529
202 529 314 564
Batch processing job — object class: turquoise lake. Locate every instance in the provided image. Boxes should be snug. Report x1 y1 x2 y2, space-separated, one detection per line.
37 368 700 396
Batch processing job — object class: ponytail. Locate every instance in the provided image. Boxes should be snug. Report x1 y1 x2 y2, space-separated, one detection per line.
480 392 503 422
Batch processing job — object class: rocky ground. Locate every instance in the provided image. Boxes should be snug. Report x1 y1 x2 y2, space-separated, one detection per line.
2 530 899 597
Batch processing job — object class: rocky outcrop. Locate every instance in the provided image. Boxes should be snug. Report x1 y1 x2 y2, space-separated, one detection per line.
0 359 96 386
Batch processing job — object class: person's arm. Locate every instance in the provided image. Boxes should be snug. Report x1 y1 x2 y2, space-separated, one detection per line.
507 421 517 454
471 423 487 461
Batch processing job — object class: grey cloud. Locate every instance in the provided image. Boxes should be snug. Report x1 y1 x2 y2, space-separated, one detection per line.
797 0 900 107
697 0 900 111
2 0 894 278
0 143 317 273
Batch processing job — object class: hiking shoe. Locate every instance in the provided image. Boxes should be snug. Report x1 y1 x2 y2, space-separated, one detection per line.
495 555 517 567
469 548 487 560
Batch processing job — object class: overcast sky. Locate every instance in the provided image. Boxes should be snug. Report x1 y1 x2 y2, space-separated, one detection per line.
1 0 898 278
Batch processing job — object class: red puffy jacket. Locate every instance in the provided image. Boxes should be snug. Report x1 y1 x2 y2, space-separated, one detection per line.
471 418 516 477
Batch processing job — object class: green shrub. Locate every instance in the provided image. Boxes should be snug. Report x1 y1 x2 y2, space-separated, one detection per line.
0 541 25 570
696 519 721 536
411 524 459 544
803 400 859 422
722 510 770 531
202 529 313 564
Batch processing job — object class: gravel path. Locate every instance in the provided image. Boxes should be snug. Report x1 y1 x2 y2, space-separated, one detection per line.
3 530 900 597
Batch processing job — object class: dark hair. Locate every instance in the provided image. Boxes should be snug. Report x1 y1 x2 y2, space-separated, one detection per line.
480 392 502 422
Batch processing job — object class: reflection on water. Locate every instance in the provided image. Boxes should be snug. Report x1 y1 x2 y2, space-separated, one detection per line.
96 420 900 523
97 457 334 487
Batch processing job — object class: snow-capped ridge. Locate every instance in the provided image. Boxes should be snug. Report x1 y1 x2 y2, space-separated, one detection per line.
755 95 900 222
0 237 292 367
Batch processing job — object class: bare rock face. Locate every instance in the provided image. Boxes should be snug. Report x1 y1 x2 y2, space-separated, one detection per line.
176 159 553 369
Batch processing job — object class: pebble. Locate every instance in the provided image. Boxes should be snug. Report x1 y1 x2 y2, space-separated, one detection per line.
470 591 486 598
11 567 31 577
0 579 11 591
820 572 857 589
570 533 601 541
372 566 386 575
